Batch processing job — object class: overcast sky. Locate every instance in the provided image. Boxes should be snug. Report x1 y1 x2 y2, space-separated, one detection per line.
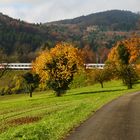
0 0 139 23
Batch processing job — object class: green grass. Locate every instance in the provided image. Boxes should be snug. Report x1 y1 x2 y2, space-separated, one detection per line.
0 80 140 140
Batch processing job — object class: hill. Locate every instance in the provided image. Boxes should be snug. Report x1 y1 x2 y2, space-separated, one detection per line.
47 10 140 31
0 10 140 63
45 10 140 63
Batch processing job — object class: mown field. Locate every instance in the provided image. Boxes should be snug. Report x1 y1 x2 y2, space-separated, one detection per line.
0 80 140 140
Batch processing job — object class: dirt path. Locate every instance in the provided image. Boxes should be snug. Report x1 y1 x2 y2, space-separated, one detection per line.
65 91 140 140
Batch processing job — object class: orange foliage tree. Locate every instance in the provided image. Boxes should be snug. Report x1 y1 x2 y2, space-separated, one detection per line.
108 37 140 64
107 37 140 89
33 42 84 96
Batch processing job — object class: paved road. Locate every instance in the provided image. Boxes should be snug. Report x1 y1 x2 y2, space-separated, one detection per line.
65 92 140 140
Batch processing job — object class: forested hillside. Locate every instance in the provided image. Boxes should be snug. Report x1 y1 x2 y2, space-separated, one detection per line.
0 10 140 63
0 13 54 62
45 10 140 63
48 10 140 31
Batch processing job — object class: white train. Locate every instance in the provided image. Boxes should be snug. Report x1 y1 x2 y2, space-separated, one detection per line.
0 63 105 70
0 63 32 70
85 63 105 69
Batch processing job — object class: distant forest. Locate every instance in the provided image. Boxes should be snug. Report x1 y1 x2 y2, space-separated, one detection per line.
0 10 140 63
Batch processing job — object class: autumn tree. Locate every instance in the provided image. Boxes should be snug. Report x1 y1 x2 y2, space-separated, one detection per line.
108 37 140 64
108 37 140 89
117 65 138 89
80 45 96 63
33 42 84 96
92 67 112 88
97 47 110 63
22 72 40 97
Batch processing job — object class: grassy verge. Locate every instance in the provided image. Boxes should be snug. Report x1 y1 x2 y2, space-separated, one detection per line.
0 80 140 140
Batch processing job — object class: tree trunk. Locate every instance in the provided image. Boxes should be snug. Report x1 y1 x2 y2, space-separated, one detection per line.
100 82 104 88
128 78 132 89
128 69 133 89
30 92 32 97
56 91 61 97
56 89 67 97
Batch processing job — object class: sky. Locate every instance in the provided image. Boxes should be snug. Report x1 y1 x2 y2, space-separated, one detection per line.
0 0 140 23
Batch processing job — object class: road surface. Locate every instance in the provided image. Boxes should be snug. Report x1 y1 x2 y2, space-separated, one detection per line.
65 91 140 140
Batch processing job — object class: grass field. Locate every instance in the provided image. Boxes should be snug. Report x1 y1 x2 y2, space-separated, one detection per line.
0 80 140 140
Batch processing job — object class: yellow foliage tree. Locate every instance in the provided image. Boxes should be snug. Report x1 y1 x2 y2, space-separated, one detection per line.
33 42 84 96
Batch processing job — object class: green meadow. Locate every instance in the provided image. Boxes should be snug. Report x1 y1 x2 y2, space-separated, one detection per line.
0 80 140 140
